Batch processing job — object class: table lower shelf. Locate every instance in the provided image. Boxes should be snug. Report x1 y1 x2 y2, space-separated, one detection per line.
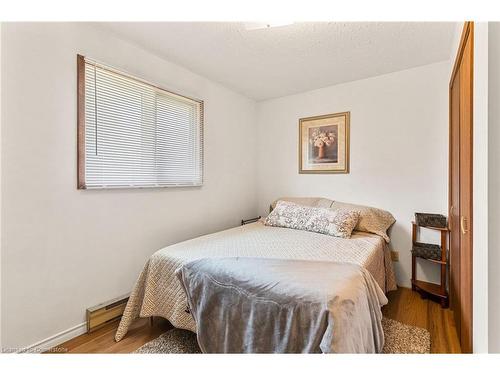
413 253 447 264
411 279 448 305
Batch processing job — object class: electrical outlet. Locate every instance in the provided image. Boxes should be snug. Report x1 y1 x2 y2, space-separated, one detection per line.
391 250 399 262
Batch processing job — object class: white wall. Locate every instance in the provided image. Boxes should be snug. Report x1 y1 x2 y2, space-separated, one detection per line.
0 22 3 349
488 21 500 353
472 22 489 353
0 23 258 349
448 23 464 76
256 61 450 288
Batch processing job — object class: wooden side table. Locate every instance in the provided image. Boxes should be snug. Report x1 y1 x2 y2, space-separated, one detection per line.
411 222 449 308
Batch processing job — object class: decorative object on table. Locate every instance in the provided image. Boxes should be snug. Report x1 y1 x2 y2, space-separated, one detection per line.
299 112 350 174
411 214 449 308
241 216 261 226
412 242 441 261
415 213 447 229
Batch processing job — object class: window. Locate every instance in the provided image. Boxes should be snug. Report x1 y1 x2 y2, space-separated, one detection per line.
77 55 203 189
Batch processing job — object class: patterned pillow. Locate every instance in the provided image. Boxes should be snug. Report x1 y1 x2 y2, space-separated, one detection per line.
330 201 395 242
264 200 360 239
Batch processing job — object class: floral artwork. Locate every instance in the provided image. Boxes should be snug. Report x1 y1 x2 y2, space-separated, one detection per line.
299 112 350 173
309 125 338 163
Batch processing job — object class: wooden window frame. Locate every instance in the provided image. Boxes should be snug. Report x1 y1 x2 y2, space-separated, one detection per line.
76 54 204 190
77 54 86 189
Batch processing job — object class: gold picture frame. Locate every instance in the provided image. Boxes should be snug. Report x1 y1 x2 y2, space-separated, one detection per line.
299 112 350 174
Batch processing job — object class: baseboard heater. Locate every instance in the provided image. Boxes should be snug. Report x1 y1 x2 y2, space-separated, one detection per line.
86 294 129 333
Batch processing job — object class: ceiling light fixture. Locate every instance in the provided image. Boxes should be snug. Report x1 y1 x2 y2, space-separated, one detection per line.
244 22 295 30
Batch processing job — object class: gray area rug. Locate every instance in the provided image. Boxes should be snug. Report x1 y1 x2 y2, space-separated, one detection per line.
134 317 430 354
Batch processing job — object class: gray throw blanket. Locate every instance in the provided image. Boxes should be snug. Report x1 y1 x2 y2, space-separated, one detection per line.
176 257 388 353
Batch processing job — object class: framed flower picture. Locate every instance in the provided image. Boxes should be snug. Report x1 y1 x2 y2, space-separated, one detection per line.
299 112 350 174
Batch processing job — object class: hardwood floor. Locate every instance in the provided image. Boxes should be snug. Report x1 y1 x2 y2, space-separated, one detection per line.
50 287 461 354
47 318 173 354
382 287 461 353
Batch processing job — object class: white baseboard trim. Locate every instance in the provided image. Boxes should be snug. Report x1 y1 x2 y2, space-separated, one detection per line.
17 322 87 353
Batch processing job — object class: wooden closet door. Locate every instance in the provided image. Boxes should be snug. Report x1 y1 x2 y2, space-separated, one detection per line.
449 21 473 353
458 30 473 354
449 72 461 337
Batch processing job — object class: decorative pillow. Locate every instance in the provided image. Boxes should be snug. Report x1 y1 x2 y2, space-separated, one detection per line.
330 201 395 242
264 200 360 239
269 197 333 212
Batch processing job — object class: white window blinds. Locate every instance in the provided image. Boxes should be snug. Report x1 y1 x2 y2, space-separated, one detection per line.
78 56 203 189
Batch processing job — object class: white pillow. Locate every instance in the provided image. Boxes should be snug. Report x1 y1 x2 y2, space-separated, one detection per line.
269 197 333 211
264 200 360 239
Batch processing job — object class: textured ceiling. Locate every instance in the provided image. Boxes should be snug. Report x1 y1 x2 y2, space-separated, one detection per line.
100 22 456 101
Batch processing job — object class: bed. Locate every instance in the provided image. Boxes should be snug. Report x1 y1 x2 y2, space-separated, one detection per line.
115 218 397 346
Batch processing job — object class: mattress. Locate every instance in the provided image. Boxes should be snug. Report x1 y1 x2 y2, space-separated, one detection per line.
115 221 397 342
